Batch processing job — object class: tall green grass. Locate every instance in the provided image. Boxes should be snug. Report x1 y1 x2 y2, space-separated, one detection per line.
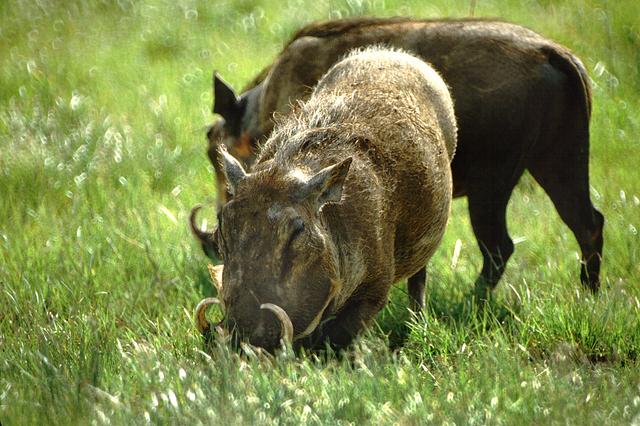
1 0 639 424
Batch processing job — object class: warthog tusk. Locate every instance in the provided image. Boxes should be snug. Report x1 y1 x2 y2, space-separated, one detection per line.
195 297 222 335
207 263 224 293
260 303 294 343
189 205 214 242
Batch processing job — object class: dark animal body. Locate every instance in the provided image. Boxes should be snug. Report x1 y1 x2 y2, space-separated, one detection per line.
200 47 457 351
206 17 604 296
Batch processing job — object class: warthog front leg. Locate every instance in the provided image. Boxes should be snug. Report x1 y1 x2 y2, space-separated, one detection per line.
527 131 604 292
299 284 390 351
467 174 521 300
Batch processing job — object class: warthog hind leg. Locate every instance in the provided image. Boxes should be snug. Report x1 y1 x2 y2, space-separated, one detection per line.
528 154 604 292
407 267 426 313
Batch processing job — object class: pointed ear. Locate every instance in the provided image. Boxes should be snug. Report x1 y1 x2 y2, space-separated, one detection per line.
213 72 243 130
218 146 248 196
299 157 352 208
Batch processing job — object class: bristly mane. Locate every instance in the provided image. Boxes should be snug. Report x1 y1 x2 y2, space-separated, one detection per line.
257 95 360 166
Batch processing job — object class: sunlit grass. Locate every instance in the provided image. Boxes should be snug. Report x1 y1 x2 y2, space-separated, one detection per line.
1 0 639 424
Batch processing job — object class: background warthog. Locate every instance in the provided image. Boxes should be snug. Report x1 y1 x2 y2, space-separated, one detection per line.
197 47 457 351
204 17 604 297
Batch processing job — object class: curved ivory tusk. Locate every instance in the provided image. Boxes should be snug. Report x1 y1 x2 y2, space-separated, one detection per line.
260 303 294 343
189 205 215 242
195 297 222 335
207 264 224 294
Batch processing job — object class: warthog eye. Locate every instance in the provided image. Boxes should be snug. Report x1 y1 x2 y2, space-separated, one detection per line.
286 217 305 248
280 217 305 280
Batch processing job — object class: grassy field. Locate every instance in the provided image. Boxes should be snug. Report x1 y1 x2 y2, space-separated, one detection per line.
1 0 639 424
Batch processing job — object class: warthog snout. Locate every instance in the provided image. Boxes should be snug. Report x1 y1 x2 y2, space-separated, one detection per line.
195 265 294 351
227 302 293 350
196 297 294 351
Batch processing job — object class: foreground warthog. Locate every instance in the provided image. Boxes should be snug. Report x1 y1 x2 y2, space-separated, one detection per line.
196 47 457 351
204 17 604 295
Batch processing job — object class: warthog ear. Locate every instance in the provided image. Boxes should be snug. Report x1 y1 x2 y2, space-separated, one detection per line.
213 72 243 132
300 157 352 207
218 146 248 196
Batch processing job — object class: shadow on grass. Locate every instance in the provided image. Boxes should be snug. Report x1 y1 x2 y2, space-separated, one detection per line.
376 272 519 351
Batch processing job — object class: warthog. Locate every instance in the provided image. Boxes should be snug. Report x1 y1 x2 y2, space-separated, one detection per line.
195 47 457 351
203 17 604 296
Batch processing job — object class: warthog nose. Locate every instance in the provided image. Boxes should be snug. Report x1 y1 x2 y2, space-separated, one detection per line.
250 310 280 347
225 306 281 351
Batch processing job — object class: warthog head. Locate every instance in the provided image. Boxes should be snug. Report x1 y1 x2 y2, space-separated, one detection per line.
196 147 352 351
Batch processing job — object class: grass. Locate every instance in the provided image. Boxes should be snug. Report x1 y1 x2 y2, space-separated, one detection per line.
1 0 639 424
